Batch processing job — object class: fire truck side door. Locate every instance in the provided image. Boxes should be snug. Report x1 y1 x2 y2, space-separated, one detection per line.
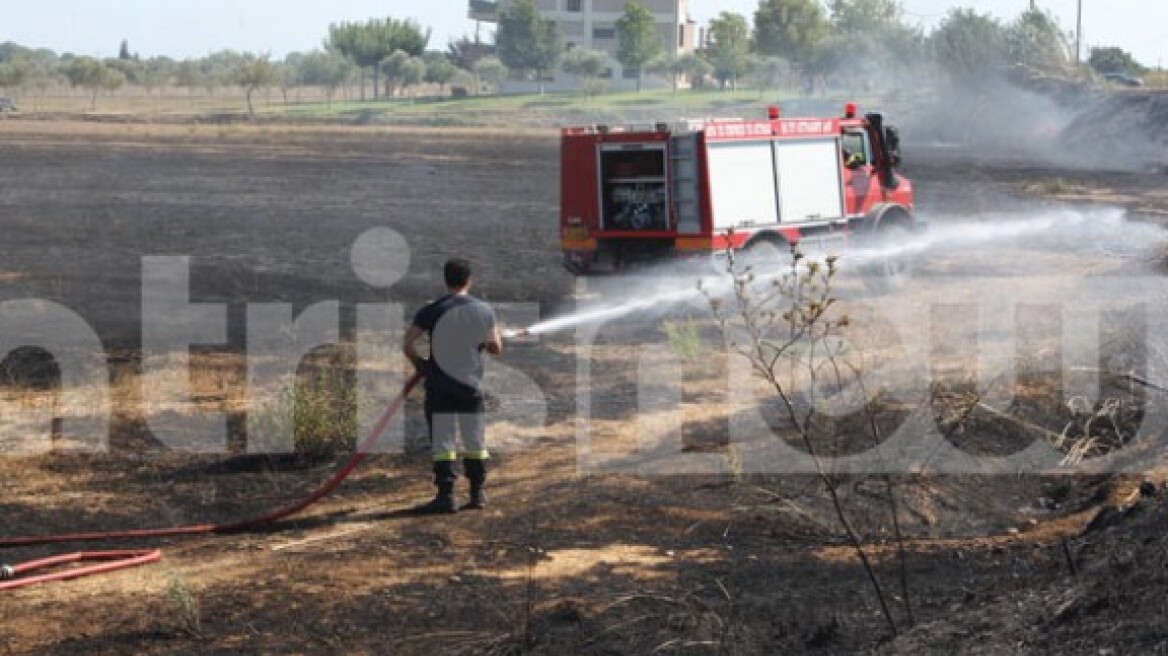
841 129 879 215
706 140 780 230
773 138 845 223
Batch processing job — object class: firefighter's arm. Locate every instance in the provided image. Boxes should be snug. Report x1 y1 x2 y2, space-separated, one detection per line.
484 326 503 356
402 325 428 373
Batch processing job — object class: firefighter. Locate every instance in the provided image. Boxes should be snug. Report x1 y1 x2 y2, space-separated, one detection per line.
403 259 502 514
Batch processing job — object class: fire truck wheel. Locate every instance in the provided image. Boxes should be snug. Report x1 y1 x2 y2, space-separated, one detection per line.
861 222 912 294
738 238 784 272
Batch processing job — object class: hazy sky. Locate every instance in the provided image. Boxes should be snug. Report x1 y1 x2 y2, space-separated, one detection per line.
6 1 1164 68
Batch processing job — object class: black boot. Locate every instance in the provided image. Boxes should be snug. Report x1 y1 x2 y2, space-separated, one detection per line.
412 461 457 515
462 458 488 510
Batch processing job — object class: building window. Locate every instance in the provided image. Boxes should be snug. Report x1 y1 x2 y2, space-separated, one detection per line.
679 25 685 48
566 0 582 10
623 67 640 79
600 68 613 79
593 27 616 39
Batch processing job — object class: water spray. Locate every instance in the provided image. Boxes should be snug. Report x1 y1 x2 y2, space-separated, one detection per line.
502 208 1168 339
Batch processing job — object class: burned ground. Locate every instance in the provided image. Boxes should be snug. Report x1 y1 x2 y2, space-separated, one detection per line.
2 113 1168 655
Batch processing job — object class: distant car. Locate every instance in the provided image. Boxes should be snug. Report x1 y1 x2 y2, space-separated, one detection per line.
0 98 16 112
1102 72 1145 87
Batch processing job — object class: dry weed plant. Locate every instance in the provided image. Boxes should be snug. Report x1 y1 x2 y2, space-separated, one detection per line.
165 574 203 638
702 240 913 635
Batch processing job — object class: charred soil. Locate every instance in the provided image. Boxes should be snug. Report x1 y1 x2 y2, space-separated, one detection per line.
1 120 1168 655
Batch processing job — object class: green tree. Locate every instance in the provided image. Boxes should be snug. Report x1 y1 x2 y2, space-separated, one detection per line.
398 56 427 97
616 2 662 91
1088 46 1146 75
930 8 1007 81
648 53 684 93
382 50 427 97
64 56 114 109
829 0 899 34
474 56 509 95
750 55 791 91
327 21 376 98
102 67 125 95
118 39 132 60
380 50 410 97
277 57 299 104
233 53 279 117
137 58 174 94
706 11 752 89
327 18 430 100
104 57 141 85
0 59 29 92
496 0 561 93
828 0 922 78
423 56 459 93
681 52 714 89
562 47 609 97
201 50 246 95
0 42 31 64
447 35 490 71
175 59 204 95
383 50 429 96
295 49 351 105
16 51 57 104
753 0 828 67
649 52 713 93
1006 8 1070 73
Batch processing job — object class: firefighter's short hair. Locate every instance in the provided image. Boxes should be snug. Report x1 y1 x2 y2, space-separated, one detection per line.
444 258 473 289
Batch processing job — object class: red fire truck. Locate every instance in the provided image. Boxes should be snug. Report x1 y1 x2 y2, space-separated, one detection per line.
560 103 920 286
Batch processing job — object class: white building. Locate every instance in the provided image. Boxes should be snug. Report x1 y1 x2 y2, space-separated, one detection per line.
470 0 698 91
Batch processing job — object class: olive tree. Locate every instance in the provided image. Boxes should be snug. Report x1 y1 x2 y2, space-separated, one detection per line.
233 53 279 117
64 56 116 109
563 48 609 97
474 56 509 95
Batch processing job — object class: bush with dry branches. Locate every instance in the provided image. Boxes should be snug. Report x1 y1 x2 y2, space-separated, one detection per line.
702 241 913 636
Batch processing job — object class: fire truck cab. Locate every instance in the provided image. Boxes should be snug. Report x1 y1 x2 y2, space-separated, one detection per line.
560 103 920 285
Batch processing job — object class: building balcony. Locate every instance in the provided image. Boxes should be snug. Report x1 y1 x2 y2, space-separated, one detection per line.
469 0 500 22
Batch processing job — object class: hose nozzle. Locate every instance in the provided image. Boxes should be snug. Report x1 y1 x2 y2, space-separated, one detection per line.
0 565 15 581
502 328 530 339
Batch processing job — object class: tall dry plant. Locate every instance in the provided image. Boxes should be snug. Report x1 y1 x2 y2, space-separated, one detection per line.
702 241 912 635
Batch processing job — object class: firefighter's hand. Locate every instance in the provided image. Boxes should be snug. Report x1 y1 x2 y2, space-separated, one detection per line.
409 356 430 376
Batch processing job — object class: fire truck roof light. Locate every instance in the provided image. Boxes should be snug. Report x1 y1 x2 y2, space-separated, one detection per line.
844 102 857 119
768 105 781 120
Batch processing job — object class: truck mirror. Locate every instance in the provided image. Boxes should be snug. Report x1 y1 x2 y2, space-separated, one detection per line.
885 125 902 167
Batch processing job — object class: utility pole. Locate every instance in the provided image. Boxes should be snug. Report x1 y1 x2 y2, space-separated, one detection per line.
1075 0 1083 65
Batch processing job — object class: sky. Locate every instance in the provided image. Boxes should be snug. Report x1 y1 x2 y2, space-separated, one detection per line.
5 1 1165 69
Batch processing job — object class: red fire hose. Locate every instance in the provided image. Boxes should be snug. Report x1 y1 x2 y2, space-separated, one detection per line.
0 372 422 591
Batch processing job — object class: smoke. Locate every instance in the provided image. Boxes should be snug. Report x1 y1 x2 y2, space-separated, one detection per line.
518 207 1168 337
887 68 1168 172
889 76 1084 165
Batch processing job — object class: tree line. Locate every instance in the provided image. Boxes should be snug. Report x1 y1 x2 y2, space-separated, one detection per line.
0 0 1152 112
491 0 1152 92
0 22 477 114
